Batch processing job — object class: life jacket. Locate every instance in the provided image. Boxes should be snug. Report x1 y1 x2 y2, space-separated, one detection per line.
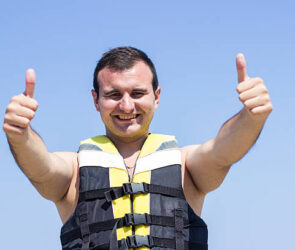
60 134 208 250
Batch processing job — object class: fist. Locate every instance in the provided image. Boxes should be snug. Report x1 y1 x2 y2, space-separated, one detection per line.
236 54 273 119
3 69 38 137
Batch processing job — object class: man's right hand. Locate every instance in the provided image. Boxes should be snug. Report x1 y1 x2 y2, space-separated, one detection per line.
3 69 38 139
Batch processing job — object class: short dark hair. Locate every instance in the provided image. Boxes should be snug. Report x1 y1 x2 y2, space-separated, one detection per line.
93 46 158 95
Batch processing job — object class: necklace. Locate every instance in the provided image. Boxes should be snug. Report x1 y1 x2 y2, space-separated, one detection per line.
126 165 135 169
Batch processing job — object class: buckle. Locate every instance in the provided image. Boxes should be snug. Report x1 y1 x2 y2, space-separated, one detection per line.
134 213 149 225
104 189 116 202
123 213 134 225
126 235 152 248
123 182 146 194
122 183 132 194
123 213 150 226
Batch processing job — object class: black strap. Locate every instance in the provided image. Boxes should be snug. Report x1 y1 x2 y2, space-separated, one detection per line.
61 213 200 245
78 183 185 203
175 209 185 250
104 182 185 202
91 236 208 250
77 202 90 250
61 219 117 245
79 188 110 202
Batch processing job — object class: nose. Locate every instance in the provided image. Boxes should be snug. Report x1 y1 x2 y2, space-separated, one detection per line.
119 94 135 113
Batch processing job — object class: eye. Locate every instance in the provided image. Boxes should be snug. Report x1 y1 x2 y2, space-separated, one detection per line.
104 92 122 100
131 91 145 98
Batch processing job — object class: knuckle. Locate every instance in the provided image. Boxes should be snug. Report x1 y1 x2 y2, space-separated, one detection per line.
2 123 8 132
11 95 18 102
6 103 19 114
6 104 13 113
238 94 245 102
263 87 269 94
11 94 23 102
255 77 263 83
23 119 30 127
34 101 39 110
236 86 241 93
32 100 39 110
28 111 35 120
244 101 251 109
258 84 267 92
4 114 10 122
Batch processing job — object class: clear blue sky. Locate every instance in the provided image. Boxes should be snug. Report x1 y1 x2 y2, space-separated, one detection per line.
1 0 294 249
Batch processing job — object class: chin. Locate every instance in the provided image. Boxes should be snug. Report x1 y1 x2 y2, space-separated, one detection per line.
109 127 147 141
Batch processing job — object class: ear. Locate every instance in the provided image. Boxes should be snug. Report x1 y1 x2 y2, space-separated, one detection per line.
154 86 161 110
91 89 100 112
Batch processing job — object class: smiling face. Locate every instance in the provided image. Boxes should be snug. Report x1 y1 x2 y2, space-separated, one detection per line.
92 61 161 143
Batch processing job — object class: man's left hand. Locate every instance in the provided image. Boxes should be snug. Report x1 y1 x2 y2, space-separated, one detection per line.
236 53 273 120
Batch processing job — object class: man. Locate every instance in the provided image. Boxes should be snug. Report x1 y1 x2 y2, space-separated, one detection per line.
3 47 272 249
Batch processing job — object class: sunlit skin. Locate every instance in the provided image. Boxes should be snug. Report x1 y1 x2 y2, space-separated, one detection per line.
3 53 273 223
91 61 161 147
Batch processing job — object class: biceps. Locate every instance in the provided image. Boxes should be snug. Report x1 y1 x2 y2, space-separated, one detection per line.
185 142 231 194
32 152 77 202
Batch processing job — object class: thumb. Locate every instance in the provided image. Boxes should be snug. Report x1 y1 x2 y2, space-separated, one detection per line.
236 53 248 83
25 69 36 98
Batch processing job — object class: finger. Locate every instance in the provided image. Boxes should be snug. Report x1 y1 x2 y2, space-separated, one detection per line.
25 69 36 98
251 104 273 116
10 95 39 111
4 114 30 128
244 96 268 110
236 53 248 83
14 106 35 120
19 95 39 111
236 78 257 94
238 84 265 102
3 123 26 135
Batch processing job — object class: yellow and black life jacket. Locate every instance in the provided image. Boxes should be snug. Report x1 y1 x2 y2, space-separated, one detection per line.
60 134 208 250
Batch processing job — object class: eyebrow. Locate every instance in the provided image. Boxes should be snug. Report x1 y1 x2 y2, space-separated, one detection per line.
132 88 148 93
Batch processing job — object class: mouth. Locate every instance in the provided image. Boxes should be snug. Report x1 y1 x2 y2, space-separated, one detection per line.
115 114 140 121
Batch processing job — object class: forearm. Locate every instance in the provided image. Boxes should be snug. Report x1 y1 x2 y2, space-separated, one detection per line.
7 126 75 202
211 108 267 167
7 126 54 183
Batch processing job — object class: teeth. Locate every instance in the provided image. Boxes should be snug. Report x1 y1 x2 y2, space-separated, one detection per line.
118 115 137 120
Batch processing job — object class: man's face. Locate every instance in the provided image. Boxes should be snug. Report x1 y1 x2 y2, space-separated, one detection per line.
92 61 161 142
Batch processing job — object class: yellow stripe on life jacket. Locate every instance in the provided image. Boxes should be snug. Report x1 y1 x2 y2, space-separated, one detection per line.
81 135 119 154
138 134 176 158
133 171 151 250
109 167 132 241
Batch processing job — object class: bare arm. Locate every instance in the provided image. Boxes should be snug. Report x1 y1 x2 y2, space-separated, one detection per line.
3 69 75 202
184 54 273 194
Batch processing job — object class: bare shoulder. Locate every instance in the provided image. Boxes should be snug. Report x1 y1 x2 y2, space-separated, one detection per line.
53 152 80 224
180 145 206 216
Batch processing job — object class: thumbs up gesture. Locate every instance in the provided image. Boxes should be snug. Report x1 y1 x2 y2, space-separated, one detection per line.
3 69 39 139
236 54 273 120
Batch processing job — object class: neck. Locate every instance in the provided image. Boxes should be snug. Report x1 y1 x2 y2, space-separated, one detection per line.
106 132 148 159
